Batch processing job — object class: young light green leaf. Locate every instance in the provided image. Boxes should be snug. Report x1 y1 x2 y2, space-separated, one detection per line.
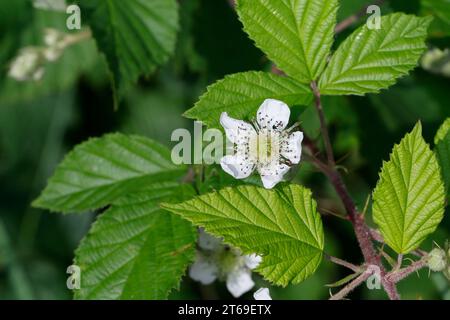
236 0 338 82
74 183 197 300
162 184 324 287
435 118 450 197
319 13 432 95
33 134 186 213
184 71 312 128
78 0 179 106
372 123 445 254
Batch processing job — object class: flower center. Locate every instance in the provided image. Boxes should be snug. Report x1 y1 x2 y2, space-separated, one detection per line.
249 129 281 167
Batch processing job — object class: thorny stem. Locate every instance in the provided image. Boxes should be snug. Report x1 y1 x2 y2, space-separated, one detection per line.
311 82 335 166
329 266 375 300
309 81 401 300
227 0 416 300
325 254 361 273
386 256 429 283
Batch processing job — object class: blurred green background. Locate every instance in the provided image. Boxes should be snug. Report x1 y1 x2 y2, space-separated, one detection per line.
0 0 449 300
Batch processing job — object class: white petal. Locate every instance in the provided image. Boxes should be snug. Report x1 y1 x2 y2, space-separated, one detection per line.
226 269 255 298
220 112 256 144
244 254 262 269
253 287 272 300
198 228 222 251
220 155 255 179
189 255 218 285
281 131 303 164
259 163 290 189
256 99 290 131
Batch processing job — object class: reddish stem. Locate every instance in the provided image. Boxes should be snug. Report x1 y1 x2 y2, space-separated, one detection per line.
309 82 399 299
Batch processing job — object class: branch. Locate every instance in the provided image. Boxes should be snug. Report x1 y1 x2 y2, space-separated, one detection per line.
307 82 400 299
329 266 376 300
325 254 362 273
386 256 429 283
311 82 335 166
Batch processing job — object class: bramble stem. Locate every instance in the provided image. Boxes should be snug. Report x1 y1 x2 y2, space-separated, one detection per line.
309 81 400 299
311 82 335 166
325 254 362 273
386 256 429 283
329 266 374 300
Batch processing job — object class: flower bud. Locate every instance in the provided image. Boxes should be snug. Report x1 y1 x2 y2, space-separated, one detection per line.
421 48 450 77
427 248 446 272
44 29 64 47
8 48 45 81
43 47 63 62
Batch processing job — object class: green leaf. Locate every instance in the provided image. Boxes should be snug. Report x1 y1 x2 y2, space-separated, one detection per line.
236 0 338 82
33 134 186 213
78 0 179 106
435 118 450 145
422 0 450 37
74 183 197 300
372 123 446 254
184 71 313 129
319 13 432 95
162 184 324 286
435 118 450 197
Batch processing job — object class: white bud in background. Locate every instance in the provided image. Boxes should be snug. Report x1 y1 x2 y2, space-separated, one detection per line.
44 28 64 47
43 47 63 62
43 29 67 62
421 48 450 77
8 48 45 81
427 248 446 272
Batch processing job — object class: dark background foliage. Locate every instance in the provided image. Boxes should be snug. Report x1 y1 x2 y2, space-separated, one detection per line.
0 0 449 299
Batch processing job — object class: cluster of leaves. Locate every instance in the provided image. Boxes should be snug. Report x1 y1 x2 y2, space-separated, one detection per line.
32 0 450 299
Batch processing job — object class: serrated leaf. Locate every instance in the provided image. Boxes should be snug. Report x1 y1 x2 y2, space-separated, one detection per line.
184 71 312 128
435 118 450 197
319 13 432 95
162 184 324 286
33 133 186 213
236 0 338 82
74 183 197 300
78 0 179 106
372 123 445 254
